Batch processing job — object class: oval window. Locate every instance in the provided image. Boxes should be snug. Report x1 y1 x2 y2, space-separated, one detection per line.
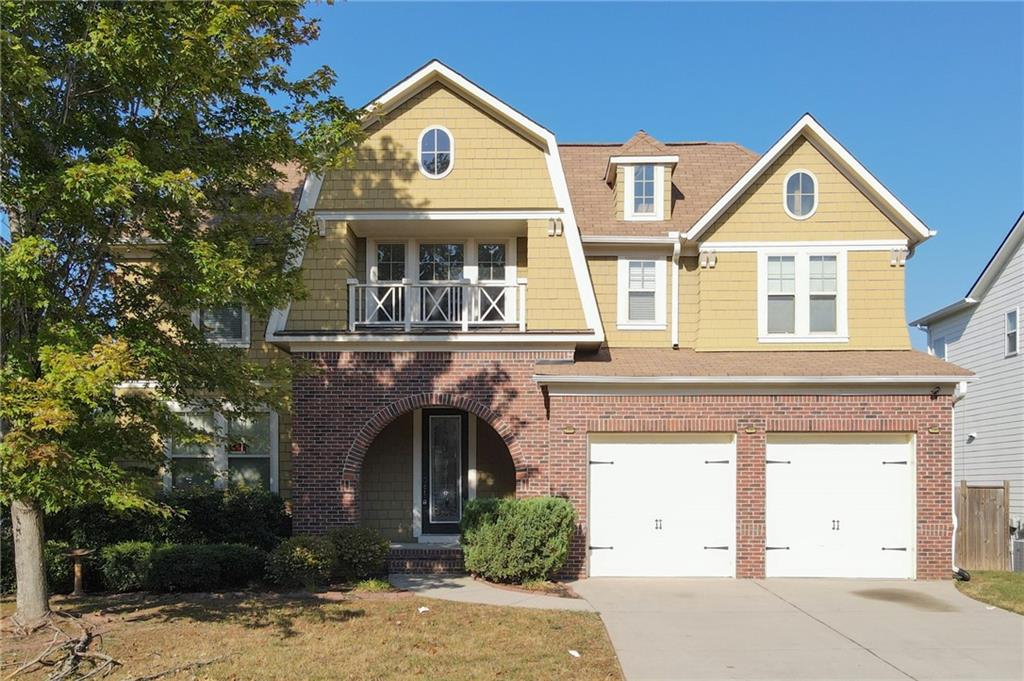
785 170 817 219
419 127 453 178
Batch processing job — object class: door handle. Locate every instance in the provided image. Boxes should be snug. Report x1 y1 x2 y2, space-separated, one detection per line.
590 545 614 550
703 546 729 550
831 519 841 531
654 519 663 530
766 546 790 550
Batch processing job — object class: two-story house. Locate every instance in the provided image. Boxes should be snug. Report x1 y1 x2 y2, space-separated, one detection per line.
912 213 1023 534
184 61 971 580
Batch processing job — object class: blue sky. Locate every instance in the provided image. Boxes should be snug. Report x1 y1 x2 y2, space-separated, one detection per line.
293 1 1023 347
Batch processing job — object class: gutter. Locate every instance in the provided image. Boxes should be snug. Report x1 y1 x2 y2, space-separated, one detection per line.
671 234 681 348
951 380 970 581
533 374 974 386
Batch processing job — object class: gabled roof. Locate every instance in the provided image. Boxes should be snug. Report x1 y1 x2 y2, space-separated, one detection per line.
560 141 758 237
683 114 933 244
911 211 1024 327
617 130 672 156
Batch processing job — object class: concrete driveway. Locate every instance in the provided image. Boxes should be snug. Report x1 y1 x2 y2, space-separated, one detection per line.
572 578 1023 681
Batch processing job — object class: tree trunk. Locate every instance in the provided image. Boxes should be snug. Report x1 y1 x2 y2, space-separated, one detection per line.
11 498 50 626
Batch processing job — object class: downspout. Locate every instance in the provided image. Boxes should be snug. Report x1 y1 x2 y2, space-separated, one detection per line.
671 233 681 349
951 380 970 581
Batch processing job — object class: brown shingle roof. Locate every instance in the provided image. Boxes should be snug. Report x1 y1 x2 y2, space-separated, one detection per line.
559 142 758 237
535 347 973 379
616 130 671 157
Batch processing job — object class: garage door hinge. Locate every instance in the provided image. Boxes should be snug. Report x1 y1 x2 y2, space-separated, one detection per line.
765 546 790 550
589 545 614 550
589 460 614 465
882 460 908 465
703 545 729 550
704 459 730 464
765 460 791 464
881 547 907 551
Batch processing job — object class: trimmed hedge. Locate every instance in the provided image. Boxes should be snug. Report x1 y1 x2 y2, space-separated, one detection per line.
327 527 389 581
460 497 576 583
265 536 335 589
99 541 267 593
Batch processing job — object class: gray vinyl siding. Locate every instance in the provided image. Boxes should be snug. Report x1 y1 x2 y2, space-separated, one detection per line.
927 239 1024 520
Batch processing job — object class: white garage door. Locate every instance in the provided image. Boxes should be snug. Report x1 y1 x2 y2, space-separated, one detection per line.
589 434 735 577
766 434 916 579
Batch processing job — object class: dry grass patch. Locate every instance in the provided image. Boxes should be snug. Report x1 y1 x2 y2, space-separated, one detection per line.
955 570 1024 615
2 592 621 680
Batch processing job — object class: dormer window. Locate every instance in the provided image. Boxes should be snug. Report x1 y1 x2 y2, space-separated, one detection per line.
419 126 453 178
624 164 665 221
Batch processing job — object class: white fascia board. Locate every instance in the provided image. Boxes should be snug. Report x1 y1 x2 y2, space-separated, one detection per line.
909 298 977 328
314 209 562 221
965 211 1024 301
532 374 974 386
265 173 318 342
608 155 680 165
266 331 600 345
683 114 932 243
276 339 588 353
700 239 908 252
581 234 678 245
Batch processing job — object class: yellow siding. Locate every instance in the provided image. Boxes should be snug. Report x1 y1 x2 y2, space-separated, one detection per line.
588 255 672 347
285 221 356 332
694 251 910 351
678 256 699 348
317 82 557 211
702 137 907 242
525 220 587 330
614 166 625 221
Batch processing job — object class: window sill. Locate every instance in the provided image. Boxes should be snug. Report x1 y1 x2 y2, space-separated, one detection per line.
209 341 251 349
624 214 664 222
617 323 667 331
758 335 849 344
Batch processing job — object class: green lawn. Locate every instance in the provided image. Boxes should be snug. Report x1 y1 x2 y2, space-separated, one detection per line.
955 570 1024 615
2 592 621 680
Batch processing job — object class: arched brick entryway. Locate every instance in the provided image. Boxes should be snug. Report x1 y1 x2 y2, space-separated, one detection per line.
344 391 527 480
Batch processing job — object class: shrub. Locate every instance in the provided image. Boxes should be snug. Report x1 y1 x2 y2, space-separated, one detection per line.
100 542 156 592
2 509 99 595
460 497 576 583
265 536 335 589
44 541 75 595
327 527 389 581
44 487 290 552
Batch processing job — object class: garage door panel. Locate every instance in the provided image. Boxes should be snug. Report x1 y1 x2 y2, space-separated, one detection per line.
766 435 915 579
589 435 736 577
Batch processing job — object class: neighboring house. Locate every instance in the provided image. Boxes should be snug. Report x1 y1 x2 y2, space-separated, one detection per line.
170 61 973 580
911 213 1024 525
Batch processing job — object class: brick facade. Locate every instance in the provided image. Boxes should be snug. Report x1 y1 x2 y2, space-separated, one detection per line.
292 351 954 580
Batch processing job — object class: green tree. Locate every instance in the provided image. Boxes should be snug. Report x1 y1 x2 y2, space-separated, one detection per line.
1 1 360 625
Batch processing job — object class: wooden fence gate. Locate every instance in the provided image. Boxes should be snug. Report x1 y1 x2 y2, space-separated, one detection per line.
955 481 1010 571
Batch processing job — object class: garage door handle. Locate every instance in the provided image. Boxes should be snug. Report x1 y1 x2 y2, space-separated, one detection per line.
765 546 790 550
766 460 791 464
589 460 615 465
703 545 729 550
881 547 907 551
704 459 730 464
589 545 614 550
882 460 908 465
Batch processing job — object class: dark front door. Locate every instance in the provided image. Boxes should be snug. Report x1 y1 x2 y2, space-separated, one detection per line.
421 409 469 534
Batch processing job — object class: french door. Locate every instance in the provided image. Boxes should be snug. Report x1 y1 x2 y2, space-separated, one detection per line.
421 409 469 534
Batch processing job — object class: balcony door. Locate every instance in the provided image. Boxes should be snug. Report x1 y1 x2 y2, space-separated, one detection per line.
418 243 465 323
420 409 469 534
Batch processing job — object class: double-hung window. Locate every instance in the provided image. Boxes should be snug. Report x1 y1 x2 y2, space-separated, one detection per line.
625 164 664 220
196 304 250 347
376 243 406 281
166 408 278 492
760 251 846 341
617 257 666 328
1007 309 1019 357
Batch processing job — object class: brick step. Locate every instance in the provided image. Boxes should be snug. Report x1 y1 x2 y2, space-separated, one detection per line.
387 545 465 574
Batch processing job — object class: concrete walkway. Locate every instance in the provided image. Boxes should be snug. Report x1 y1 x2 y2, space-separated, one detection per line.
389 574 594 611
572 578 1024 681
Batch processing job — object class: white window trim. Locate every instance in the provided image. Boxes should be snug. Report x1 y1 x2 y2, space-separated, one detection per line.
417 125 454 180
164 403 279 493
624 164 665 221
367 237 517 286
783 168 819 221
757 248 848 343
191 306 251 349
930 335 947 360
1006 307 1020 357
616 255 667 330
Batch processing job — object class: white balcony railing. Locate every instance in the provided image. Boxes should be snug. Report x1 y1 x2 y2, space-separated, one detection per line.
348 279 527 332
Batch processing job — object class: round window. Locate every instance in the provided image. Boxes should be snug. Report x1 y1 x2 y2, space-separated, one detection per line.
420 127 453 178
785 170 817 219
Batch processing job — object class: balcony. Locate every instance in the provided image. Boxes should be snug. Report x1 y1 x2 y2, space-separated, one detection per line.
348 279 527 332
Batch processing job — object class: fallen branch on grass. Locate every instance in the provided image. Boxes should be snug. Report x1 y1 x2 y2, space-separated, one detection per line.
121 656 226 681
